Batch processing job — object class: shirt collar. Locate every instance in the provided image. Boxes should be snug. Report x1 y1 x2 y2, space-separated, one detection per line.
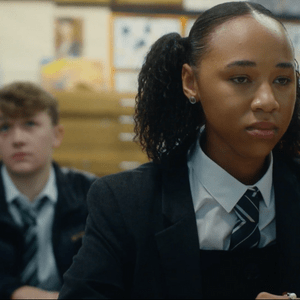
187 129 273 213
2 165 58 207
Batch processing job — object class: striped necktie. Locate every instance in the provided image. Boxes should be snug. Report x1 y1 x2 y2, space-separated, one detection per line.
229 187 261 251
13 198 39 286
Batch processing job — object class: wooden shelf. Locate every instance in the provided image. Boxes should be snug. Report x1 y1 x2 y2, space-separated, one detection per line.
54 91 148 177
53 149 148 176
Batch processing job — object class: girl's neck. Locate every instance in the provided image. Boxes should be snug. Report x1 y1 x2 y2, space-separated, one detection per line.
201 137 270 186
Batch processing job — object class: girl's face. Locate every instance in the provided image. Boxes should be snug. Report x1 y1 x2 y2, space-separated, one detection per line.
183 14 296 166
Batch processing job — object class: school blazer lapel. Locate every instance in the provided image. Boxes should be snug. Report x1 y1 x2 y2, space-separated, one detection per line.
273 155 300 293
155 161 202 299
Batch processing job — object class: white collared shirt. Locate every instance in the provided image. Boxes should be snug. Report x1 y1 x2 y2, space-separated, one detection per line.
187 131 276 250
2 165 62 291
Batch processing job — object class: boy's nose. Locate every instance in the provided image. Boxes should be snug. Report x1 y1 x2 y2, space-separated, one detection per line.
11 127 26 146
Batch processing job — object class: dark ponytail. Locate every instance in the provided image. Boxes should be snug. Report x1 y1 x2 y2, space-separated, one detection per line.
134 33 202 162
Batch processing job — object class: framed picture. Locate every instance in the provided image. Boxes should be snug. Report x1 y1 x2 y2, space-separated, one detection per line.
55 17 83 59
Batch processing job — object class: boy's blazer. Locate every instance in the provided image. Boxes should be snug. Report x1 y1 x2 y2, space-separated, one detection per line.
59 153 300 299
0 162 97 298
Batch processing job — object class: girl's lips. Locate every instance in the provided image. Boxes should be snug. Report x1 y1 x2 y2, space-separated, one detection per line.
246 121 278 139
246 128 276 139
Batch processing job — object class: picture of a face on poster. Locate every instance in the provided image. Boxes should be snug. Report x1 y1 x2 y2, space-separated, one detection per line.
55 17 83 59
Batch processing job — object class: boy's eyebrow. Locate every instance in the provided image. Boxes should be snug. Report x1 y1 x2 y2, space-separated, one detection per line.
226 60 295 69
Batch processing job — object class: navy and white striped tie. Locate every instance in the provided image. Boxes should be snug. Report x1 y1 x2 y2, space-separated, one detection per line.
13 199 39 286
229 187 261 251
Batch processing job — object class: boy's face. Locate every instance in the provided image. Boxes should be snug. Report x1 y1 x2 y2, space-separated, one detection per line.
0 110 63 176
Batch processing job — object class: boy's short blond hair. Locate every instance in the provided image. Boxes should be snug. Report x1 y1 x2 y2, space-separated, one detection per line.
0 81 59 125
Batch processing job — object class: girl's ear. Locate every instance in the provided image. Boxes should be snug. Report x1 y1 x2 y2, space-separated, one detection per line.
182 63 199 100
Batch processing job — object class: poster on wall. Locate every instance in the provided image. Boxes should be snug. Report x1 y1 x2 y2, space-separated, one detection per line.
41 58 106 92
55 17 83 59
113 16 181 70
41 6 111 92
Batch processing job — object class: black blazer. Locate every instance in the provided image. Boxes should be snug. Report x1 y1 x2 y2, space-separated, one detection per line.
0 162 97 298
59 153 300 299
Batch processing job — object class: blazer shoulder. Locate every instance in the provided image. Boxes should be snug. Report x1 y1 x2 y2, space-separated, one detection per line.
53 162 98 209
86 162 165 237
92 161 160 193
54 161 98 188
88 161 162 212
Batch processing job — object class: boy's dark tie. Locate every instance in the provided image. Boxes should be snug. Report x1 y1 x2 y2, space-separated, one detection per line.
229 187 261 251
13 198 39 286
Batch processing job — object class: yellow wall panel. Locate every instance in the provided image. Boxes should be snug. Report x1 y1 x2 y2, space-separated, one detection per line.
115 0 182 5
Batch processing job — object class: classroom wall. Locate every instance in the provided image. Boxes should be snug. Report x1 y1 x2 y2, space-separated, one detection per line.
1 0 299 91
0 1 55 85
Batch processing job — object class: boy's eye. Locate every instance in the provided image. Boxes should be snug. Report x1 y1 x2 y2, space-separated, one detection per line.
25 121 36 127
0 124 9 133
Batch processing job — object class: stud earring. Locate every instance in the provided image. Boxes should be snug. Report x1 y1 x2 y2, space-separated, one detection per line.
189 96 197 104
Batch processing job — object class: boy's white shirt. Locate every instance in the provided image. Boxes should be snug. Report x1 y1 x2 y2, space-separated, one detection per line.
2 164 62 290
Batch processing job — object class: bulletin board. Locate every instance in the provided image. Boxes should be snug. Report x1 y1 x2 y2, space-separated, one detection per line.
111 13 195 93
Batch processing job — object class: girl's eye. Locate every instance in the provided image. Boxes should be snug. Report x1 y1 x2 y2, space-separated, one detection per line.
274 77 291 85
231 76 250 84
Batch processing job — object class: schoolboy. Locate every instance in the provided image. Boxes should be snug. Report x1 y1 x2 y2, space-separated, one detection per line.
0 81 97 299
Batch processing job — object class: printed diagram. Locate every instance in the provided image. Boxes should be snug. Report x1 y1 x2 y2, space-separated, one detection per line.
113 16 181 70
